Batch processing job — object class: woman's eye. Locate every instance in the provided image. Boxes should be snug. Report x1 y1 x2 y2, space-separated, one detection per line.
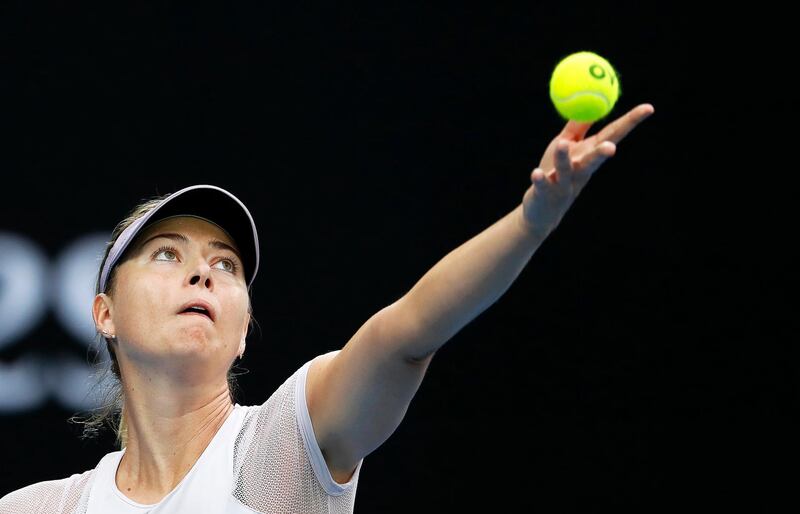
153 247 178 261
214 259 237 273
152 245 238 274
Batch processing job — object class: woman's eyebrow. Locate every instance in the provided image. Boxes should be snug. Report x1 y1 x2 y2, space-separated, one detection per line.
137 232 242 261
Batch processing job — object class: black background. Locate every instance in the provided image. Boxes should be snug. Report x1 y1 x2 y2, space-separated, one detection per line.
0 1 791 511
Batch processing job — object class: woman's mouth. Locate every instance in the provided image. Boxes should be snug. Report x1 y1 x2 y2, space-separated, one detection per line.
178 309 213 322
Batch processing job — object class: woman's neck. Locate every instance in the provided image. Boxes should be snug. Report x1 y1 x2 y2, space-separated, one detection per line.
115 389 234 504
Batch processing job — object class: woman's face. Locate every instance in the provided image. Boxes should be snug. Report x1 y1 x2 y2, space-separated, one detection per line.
94 215 250 380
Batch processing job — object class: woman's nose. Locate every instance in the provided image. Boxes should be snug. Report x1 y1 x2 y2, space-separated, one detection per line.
188 259 213 288
189 273 211 288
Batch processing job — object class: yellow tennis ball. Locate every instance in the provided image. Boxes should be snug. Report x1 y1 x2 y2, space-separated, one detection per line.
549 51 621 123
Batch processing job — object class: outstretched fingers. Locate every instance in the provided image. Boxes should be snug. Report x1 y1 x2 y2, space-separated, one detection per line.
576 140 616 174
595 104 655 145
560 120 594 142
552 139 573 184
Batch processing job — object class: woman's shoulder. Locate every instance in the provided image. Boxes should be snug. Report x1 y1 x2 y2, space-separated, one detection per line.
0 469 94 514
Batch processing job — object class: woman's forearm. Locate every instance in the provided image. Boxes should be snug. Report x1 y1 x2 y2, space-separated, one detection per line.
395 202 546 360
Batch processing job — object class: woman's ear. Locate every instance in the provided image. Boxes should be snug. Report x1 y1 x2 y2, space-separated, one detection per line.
241 310 252 339
238 310 251 358
93 293 116 337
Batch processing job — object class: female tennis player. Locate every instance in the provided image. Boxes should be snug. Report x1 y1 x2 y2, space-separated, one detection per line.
0 103 654 513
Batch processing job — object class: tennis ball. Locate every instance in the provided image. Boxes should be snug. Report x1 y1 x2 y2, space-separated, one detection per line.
549 51 621 123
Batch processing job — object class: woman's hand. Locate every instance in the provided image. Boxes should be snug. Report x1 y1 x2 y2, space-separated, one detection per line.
520 103 655 238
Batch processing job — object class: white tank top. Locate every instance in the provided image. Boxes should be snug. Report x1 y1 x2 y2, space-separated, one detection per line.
0 351 364 514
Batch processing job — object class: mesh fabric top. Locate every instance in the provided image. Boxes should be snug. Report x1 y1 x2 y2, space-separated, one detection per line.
0 350 364 514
